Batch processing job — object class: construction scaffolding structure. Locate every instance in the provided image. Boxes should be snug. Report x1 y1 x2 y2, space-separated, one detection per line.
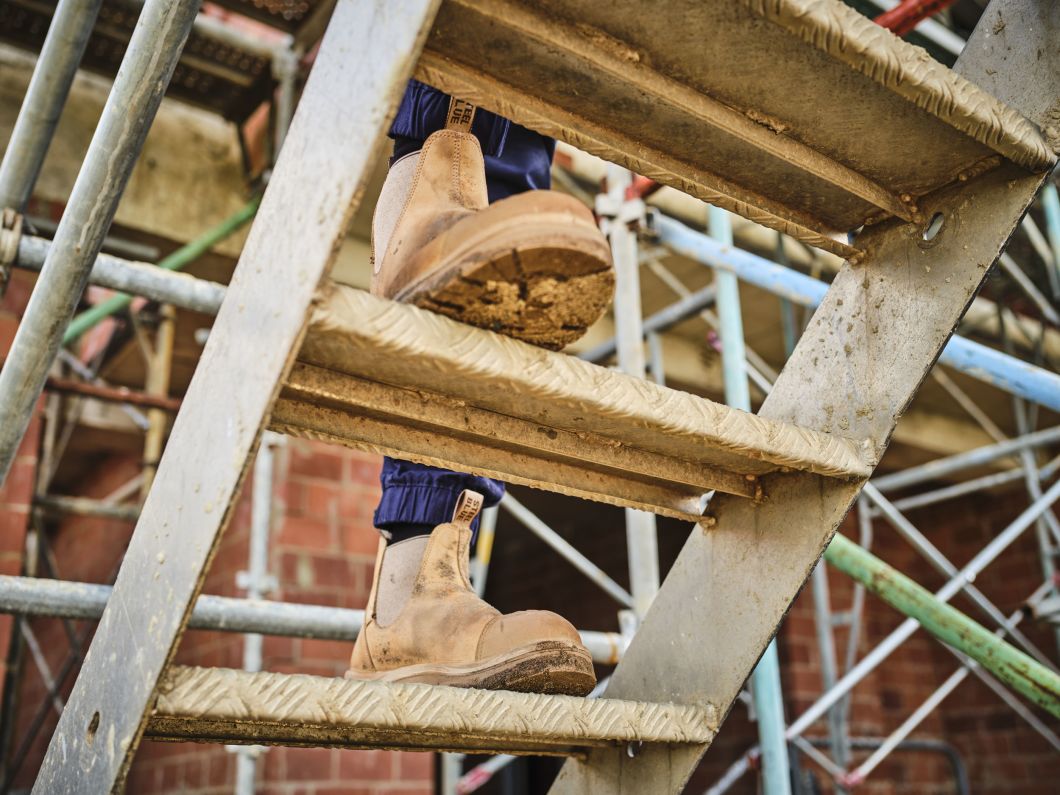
0 1 1057 794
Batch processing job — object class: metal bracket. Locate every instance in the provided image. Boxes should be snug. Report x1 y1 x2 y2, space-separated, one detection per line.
235 570 278 594
0 208 23 297
595 194 646 231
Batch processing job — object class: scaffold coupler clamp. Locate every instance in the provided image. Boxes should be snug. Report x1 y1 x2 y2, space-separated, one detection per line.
0 208 22 298
594 191 646 239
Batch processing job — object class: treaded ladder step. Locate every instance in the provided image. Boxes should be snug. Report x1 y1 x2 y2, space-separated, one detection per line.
146 666 718 756
272 284 873 521
416 0 1054 257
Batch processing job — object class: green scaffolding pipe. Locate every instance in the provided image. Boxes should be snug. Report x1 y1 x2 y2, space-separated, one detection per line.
824 533 1060 718
63 196 260 344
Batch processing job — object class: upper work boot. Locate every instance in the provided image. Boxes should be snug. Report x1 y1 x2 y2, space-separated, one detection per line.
371 99 614 350
347 490 596 695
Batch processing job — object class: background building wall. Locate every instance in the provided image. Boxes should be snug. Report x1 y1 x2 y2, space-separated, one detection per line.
0 268 38 722
5 441 432 795
2 424 1058 792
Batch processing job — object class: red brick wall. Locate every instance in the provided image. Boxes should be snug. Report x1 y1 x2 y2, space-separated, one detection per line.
0 268 40 713
5 439 431 794
481 484 1060 795
2 391 1057 794
678 486 1060 795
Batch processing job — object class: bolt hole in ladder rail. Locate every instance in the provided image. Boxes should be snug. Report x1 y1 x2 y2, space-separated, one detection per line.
27 1 1058 793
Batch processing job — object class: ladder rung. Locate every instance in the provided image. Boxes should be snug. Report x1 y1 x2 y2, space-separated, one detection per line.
274 285 872 521
147 666 718 756
416 0 1053 255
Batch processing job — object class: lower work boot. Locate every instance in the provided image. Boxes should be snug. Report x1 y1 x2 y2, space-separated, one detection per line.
347 490 596 695
371 102 613 350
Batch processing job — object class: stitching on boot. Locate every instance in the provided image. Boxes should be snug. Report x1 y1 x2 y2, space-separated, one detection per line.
457 525 474 589
451 132 461 205
383 136 437 266
372 149 420 266
476 614 503 660
359 622 378 670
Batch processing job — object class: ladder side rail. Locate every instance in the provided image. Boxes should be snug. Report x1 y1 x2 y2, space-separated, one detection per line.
30 1 443 791
549 2 1058 792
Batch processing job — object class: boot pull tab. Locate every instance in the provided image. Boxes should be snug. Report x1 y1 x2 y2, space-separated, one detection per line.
451 489 483 528
446 97 476 134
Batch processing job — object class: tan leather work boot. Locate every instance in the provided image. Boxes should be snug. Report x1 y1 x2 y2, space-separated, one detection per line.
347 490 596 695
371 99 614 350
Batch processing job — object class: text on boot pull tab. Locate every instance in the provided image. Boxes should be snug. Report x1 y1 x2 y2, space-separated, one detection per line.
451 489 483 527
446 97 476 133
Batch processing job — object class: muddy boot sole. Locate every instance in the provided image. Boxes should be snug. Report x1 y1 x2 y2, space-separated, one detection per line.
346 641 597 696
395 200 614 350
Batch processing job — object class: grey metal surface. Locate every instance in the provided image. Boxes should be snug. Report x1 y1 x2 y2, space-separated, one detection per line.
146 665 717 754
33 494 140 522
0 574 624 664
15 235 226 315
0 575 357 638
276 363 749 522
291 288 872 480
887 459 1059 513
1 0 278 122
234 432 280 795
30 1 442 790
580 283 716 364
811 562 849 775
871 425 1060 492
501 494 634 609
863 484 1056 670
788 479 1060 746
604 165 660 619
0 0 201 487
418 0 1052 258
0 0 103 212
550 4 1056 789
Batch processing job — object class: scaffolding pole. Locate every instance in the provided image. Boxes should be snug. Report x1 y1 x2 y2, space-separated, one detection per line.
872 424 1060 492
580 283 716 363
1040 182 1060 300
709 205 791 795
0 0 104 213
500 494 634 610
888 455 1060 513
708 469 1060 795
800 479 1057 739
234 432 281 795
602 165 659 619
62 198 258 344
0 575 625 664
15 235 227 316
823 533 1060 717
863 484 1056 670
843 589 1060 787
0 0 202 485
652 212 1060 412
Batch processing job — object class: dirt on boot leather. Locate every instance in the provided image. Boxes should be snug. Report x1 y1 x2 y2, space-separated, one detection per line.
347 490 596 695
371 98 614 350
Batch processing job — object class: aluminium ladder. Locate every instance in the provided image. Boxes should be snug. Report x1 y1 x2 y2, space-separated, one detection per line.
32 1 1058 793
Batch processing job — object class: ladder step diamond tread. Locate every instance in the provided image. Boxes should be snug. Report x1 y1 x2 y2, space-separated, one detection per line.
273 284 872 520
146 666 718 756
417 0 1054 255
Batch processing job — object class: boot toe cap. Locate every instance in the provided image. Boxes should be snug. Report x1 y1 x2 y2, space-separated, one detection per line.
478 609 584 660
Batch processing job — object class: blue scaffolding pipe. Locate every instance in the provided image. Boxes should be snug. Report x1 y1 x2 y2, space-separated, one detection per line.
709 206 792 795
1042 183 1060 300
653 213 1060 414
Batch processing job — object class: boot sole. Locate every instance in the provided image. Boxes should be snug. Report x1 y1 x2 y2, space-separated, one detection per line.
396 207 614 351
345 640 596 696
